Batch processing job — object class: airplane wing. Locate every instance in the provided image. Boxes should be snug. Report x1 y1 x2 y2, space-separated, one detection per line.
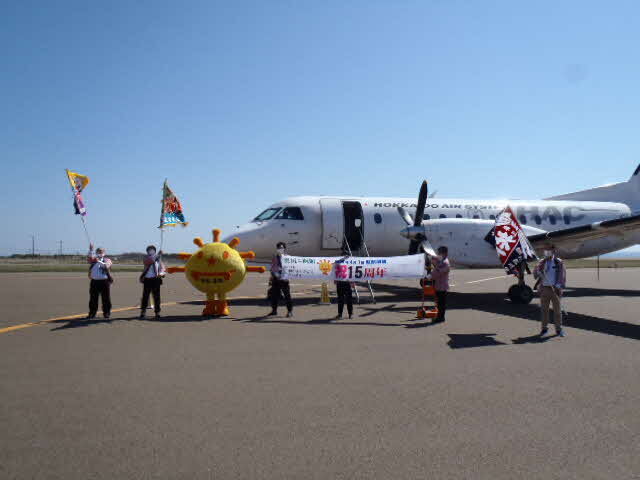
527 213 640 250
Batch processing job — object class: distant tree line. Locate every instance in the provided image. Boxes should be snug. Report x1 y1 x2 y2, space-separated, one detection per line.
4 252 182 263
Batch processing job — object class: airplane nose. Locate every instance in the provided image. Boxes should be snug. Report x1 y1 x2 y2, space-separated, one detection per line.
222 226 267 259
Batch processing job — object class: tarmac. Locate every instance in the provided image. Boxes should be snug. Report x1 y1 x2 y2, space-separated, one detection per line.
1 267 639 479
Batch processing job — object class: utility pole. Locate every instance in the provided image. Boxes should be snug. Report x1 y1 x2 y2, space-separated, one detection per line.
30 235 35 257
58 240 63 256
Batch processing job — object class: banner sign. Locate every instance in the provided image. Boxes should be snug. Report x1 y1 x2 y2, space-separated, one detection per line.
494 206 537 275
160 180 188 228
280 254 425 282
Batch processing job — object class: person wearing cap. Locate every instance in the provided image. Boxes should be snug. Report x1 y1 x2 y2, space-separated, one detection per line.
334 248 354 320
430 245 451 323
268 242 293 317
139 245 166 319
87 243 113 319
533 244 567 337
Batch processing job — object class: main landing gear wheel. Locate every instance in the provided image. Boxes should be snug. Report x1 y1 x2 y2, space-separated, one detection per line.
508 284 534 304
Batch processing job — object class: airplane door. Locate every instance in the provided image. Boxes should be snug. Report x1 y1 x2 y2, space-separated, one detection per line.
320 198 344 249
342 201 364 252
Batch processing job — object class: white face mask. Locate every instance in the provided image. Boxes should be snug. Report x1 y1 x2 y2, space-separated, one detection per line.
544 250 553 258
277 248 285 255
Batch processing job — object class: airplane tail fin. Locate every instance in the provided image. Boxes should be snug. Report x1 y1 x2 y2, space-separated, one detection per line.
546 163 640 213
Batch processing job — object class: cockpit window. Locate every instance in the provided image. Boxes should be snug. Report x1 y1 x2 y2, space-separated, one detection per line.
275 207 304 220
253 207 281 221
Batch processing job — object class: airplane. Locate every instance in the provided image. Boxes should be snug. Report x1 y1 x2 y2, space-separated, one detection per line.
224 164 640 304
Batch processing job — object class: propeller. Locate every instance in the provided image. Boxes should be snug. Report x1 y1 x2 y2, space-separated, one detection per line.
397 180 437 257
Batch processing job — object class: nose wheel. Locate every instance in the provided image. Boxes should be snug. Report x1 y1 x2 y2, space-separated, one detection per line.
508 284 534 304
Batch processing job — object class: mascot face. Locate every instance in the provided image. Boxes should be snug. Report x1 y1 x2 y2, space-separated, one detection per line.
185 242 246 294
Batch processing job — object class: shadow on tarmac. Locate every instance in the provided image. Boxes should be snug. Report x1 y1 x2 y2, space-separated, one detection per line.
512 333 557 344
447 333 507 349
48 284 640 342
365 284 640 342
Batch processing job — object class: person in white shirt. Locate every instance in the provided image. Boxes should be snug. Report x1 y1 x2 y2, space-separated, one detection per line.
533 244 567 337
87 243 113 319
139 245 165 319
268 242 293 317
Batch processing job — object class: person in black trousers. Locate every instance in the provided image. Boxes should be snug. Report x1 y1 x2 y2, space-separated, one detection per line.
334 250 354 319
268 242 293 317
139 245 165 319
87 243 113 319
335 281 353 319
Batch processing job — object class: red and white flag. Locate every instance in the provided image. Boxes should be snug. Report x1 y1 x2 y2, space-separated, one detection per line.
493 206 537 275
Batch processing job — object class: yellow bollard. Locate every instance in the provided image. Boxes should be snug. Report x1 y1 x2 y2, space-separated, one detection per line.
319 282 331 304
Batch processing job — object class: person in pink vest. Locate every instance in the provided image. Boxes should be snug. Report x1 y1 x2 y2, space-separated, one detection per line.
430 245 451 323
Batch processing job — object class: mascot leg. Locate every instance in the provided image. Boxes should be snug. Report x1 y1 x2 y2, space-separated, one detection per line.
203 292 217 316
218 293 230 316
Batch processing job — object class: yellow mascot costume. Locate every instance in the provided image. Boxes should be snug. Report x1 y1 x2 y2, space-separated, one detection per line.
167 229 265 316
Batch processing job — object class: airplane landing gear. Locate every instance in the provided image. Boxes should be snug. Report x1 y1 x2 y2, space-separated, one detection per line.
508 266 534 304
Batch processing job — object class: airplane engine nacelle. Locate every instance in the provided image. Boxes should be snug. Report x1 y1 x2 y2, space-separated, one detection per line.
423 219 546 267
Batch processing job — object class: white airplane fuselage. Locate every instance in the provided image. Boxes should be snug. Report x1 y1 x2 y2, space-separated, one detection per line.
227 196 639 267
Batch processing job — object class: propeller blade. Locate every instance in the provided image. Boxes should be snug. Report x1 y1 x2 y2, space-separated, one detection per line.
397 207 413 226
408 239 420 255
414 180 428 226
420 239 437 258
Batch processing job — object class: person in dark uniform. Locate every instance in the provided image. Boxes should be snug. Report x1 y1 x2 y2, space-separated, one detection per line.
268 242 293 317
87 243 113 319
139 245 166 319
334 248 354 320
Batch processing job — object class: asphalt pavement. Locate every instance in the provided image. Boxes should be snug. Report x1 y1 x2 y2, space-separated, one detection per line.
1 267 639 479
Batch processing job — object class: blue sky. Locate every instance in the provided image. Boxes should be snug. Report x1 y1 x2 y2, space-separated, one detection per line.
2 1 640 255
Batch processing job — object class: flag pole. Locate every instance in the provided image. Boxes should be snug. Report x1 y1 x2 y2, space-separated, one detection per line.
80 215 92 246
159 179 167 252
65 169 92 247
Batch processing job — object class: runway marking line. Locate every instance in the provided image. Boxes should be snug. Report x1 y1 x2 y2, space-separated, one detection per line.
0 302 181 335
0 287 361 336
0 292 287 336
465 275 508 284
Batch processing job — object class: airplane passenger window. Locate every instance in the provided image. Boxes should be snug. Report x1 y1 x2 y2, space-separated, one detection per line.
534 215 542 225
563 215 571 225
439 214 447 219
275 207 304 220
456 214 463 218
374 213 382 224
519 215 527 224
549 215 557 225
489 215 495 220
253 207 281 221
472 215 479 219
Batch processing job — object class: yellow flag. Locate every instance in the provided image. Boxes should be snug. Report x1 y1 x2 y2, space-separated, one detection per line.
66 170 90 192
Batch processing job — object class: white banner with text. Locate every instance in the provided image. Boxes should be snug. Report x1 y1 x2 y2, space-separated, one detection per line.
280 254 425 282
